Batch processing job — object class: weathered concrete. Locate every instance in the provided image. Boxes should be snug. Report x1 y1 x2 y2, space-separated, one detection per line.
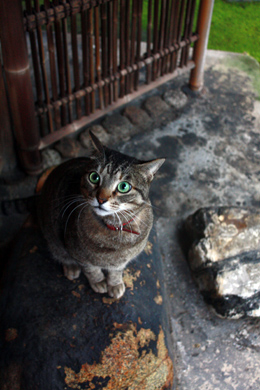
0 220 173 390
119 51 260 389
1 50 260 389
102 113 136 143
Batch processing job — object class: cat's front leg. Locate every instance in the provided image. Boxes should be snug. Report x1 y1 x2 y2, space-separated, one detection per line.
107 270 125 299
82 265 107 294
63 264 81 280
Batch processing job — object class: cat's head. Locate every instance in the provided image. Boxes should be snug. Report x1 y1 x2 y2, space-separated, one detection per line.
80 131 165 217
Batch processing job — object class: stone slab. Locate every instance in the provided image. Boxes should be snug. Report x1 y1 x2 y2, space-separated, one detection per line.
185 207 260 318
102 114 136 143
163 89 188 110
0 219 174 390
123 106 152 129
42 149 62 170
79 125 110 151
143 96 170 118
54 138 81 158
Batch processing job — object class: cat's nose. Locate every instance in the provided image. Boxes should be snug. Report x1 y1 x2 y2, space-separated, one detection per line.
97 197 107 205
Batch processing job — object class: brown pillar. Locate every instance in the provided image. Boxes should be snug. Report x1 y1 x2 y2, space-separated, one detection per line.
0 0 42 175
189 0 214 91
0 57 17 175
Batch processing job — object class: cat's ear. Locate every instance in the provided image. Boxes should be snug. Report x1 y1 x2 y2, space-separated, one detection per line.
137 158 165 182
89 130 105 155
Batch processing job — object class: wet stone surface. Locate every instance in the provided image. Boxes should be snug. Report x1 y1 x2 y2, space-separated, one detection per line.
42 149 62 170
0 224 173 390
102 113 136 143
123 105 152 129
1 51 260 390
54 138 81 158
120 52 260 389
185 207 260 319
144 95 170 118
163 89 188 110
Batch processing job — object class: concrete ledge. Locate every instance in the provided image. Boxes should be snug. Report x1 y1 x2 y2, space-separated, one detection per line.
0 218 173 390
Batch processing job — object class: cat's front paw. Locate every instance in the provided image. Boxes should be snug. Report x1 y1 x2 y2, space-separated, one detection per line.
108 282 126 299
90 280 108 294
63 264 81 280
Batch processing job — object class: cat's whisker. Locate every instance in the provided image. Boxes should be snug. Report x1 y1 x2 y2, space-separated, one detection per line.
118 210 135 242
142 200 161 211
60 198 86 219
123 209 145 230
130 208 157 233
77 202 90 225
52 194 84 202
114 212 124 243
53 195 84 211
64 202 87 237
58 196 85 209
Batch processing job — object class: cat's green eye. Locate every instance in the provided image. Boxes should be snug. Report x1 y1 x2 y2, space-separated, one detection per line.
117 181 132 194
89 172 100 184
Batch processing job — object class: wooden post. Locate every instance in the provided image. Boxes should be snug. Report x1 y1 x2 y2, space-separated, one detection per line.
0 0 42 175
0 59 17 175
189 0 214 91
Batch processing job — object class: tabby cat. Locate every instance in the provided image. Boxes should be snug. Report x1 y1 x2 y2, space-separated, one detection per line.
38 132 164 299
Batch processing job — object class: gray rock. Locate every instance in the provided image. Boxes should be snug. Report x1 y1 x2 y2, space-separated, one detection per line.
42 149 62 170
54 138 81 158
185 207 260 318
163 89 188 109
79 125 110 150
144 96 170 118
102 114 135 143
123 106 152 129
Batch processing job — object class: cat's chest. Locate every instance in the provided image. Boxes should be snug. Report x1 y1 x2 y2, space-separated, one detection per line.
63 207 149 266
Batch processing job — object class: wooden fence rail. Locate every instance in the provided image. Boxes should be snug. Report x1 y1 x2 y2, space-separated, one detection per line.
0 0 214 175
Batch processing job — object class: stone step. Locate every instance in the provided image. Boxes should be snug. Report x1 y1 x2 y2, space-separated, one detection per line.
0 217 174 389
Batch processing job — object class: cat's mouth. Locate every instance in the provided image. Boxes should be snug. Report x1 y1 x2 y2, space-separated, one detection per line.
93 205 114 217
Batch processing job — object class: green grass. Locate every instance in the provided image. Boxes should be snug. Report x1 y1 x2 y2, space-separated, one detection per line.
208 0 260 63
141 0 260 63
23 0 260 63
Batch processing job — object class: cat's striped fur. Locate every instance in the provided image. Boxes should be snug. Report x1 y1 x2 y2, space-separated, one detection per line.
38 132 164 298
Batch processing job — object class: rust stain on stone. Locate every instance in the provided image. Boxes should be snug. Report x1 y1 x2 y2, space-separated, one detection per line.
144 241 153 255
221 213 248 230
29 245 38 254
64 324 173 390
123 269 141 290
102 297 117 305
154 294 163 305
72 291 81 299
5 328 18 342
0 363 22 390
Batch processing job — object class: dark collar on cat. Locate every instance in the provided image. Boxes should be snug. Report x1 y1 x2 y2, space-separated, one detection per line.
105 218 140 235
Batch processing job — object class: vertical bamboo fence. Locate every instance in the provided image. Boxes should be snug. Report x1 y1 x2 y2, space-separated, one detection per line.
0 0 214 174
